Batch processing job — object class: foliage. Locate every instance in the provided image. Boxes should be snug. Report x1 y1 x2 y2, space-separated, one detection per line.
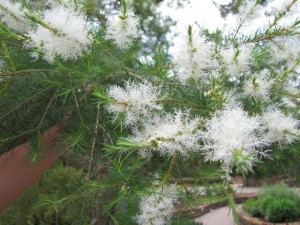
0 0 299 224
265 198 298 223
244 182 300 223
243 198 261 217
0 162 81 225
258 182 300 205
250 143 300 182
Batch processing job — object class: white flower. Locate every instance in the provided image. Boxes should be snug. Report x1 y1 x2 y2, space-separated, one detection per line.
238 1 260 21
134 185 178 225
201 107 269 178
244 69 273 101
106 81 162 126
281 97 297 108
270 39 300 67
26 6 93 63
105 9 140 49
221 45 252 79
129 111 201 157
223 90 243 109
283 79 300 95
172 30 218 83
262 107 299 143
0 1 32 33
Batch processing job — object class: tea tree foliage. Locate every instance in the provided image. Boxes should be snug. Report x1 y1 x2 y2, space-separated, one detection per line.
0 0 299 224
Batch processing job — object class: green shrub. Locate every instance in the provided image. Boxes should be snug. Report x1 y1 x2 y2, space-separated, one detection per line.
258 182 300 207
243 198 261 217
265 198 298 223
257 195 276 214
244 182 300 223
0 162 81 225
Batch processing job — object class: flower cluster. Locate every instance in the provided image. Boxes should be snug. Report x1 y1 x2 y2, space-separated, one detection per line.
106 81 162 126
105 9 140 49
262 107 299 144
270 39 300 67
0 1 32 33
172 28 218 83
221 45 252 79
243 69 274 101
201 107 269 179
129 111 201 158
238 1 260 21
26 6 93 63
1 0 300 224
134 185 178 225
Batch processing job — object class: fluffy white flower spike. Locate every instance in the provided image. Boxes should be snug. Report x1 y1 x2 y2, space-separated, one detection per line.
26 6 93 63
270 39 300 67
244 69 273 101
262 107 299 144
221 45 252 79
105 4 140 50
173 26 218 83
134 185 178 225
106 81 162 126
201 107 268 179
129 111 201 158
238 1 260 21
0 1 32 33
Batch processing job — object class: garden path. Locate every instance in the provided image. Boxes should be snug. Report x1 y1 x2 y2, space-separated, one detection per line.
194 187 260 225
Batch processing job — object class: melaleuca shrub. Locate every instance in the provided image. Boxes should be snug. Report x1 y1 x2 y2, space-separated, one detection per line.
0 0 300 224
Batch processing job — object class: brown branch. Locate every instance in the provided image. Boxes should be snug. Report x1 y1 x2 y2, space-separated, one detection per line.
87 102 101 177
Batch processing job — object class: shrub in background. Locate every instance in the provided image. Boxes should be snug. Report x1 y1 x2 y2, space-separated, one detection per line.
265 198 298 223
244 182 300 223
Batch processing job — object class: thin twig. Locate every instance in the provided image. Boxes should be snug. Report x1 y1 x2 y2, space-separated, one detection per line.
38 90 57 128
0 87 52 120
0 69 54 77
88 102 101 176
73 93 83 122
164 154 177 183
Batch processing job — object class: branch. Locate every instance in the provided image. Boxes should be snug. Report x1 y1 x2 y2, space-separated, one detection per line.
87 102 101 177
